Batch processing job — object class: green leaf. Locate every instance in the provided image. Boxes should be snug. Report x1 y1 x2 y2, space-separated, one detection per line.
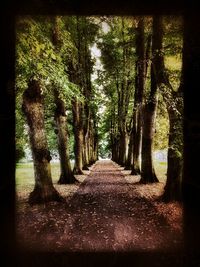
37 63 43 70
51 53 56 60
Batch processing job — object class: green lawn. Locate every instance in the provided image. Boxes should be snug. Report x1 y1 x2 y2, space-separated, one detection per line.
154 160 167 182
16 162 61 188
16 160 167 188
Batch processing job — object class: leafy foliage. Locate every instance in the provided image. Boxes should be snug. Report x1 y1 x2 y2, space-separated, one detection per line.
15 15 183 163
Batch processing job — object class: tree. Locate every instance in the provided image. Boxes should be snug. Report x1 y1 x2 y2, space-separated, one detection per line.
130 17 145 173
54 88 77 184
22 80 62 204
16 16 75 202
15 105 27 163
151 16 183 200
97 17 134 165
140 16 160 183
51 16 77 184
66 16 99 173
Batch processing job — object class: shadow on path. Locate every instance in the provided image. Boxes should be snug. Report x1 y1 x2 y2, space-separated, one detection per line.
18 160 185 267
64 160 183 252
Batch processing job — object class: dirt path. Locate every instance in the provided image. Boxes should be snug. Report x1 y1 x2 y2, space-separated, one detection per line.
61 160 182 252
17 160 183 254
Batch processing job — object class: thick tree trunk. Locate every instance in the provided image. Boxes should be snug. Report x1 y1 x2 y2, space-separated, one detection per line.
72 98 84 175
162 106 182 201
116 19 130 167
111 137 118 162
118 130 127 166
82 100 90 170
140 63 159 183
51 18 77 183
110 116 118 162
131 106 142 174
93 118 99 162
93 135 98 162
124 131 133 170
82 135 90 170
89 119 98 164
132 18 145 175
150 15 183 200
22 80 62 204
140 16 162 184
54 89 77 184
140 104 158 183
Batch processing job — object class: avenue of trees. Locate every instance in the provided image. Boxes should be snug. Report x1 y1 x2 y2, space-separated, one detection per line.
16 15 183 204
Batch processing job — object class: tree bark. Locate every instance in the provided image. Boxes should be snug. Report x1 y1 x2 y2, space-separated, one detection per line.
54 89 77 184
131 18 145 175
140 16 161 184
124 130 133 170
140 68 159 183
118 130 127 166
162 102 183 201
51 18 77 184
117 18 131 166
22 80 62 204
131 103 141 174
72 98 84 174
82 104 90 170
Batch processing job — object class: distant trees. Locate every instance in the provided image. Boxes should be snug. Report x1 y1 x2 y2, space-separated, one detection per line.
66 16 99 173
98 17 135 166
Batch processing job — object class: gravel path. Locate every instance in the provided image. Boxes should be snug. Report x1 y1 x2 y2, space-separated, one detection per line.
17 159 183 254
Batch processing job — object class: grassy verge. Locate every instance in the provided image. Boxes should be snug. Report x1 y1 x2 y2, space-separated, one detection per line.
16 160 167 189
16 162 66 189
154 160 167 182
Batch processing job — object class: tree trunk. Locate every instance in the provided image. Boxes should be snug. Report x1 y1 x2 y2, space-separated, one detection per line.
22 80 62 204
116 18 130 167
150 15 183 200
51 18 77 183
82 106 90 170
72 98 84 174
89 118 98 164
111 137 118 162
54 89 77 184
140 105 158 183
140 16 162 184
140 62 159 183
93 135 98 162
110 114 118 162
162 105 182 201
131 105 142 174
93 117 99 162
82 135 90 170
118 130 127 166
132 18 145 175
124 130 133 170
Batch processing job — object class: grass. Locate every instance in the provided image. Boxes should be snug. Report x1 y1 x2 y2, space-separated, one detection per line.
16 162 62 189
154 160 167 182
16 159 167 189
